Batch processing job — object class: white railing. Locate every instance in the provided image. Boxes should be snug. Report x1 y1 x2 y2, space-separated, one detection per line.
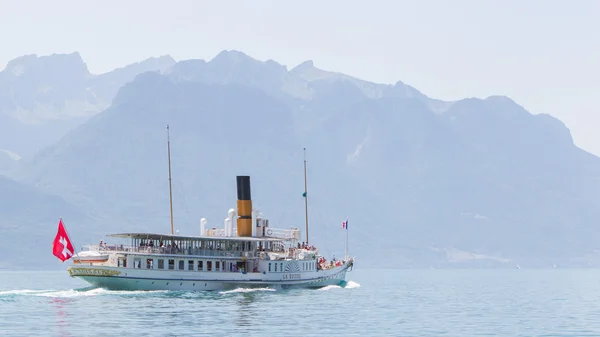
201 226 300 241
84 244 253 258
264 228 300 240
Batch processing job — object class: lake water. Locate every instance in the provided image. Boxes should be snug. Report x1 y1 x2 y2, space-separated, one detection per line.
1 268 600 336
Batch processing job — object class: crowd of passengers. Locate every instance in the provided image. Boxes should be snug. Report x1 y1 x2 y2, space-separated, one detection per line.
100 239 319 256
254 242 317 252
317 256 345 270
138 240 176 248
138 240 279 253
297 242 316 250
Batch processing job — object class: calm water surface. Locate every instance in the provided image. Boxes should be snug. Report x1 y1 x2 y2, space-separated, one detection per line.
1 269 600 336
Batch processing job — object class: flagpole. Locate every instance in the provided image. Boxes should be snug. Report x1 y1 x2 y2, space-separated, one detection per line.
167 125 175 235
60 217 81 261
303 148 309 246
345 219 348 260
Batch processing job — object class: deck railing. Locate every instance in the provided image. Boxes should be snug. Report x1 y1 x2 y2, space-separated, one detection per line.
263 228 300 240
201 227 300 240
86 244 262 258
84 243 318 260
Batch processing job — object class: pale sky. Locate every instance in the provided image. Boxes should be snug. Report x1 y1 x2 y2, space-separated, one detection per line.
2 0 599 155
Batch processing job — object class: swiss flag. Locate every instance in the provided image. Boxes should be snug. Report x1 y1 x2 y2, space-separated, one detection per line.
53 218 75 262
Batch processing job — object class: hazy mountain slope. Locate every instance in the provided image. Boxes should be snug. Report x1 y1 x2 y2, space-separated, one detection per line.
20 72 303 235
88 55 175 106
0 175 92 269
0 52 175 158
10 50 600 268
0 149 20 175
166 50 445 108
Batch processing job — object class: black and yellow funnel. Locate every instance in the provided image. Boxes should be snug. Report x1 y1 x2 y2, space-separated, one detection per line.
236 176 252 237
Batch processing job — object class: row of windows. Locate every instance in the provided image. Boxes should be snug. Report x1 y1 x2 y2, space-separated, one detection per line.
268 261 316 272
121 257 317 273
135 239 276 252
126 258 231 272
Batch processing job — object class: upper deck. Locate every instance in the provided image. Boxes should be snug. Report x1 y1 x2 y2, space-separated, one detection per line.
91 227 316 260
107 231 294 242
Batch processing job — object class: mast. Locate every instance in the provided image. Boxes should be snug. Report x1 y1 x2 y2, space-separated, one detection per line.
303 148 309 245
345 219 348 260
167 125 174 235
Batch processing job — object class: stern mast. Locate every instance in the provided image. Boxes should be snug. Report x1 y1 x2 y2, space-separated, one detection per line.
303 148 309 245
167 125 174 235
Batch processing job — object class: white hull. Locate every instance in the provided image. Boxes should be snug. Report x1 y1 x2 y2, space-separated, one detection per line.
58 154 353 291
68 261 352 291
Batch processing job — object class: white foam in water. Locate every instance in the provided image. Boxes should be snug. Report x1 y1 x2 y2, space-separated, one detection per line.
345 281 361 289
317 280 361 291
317 285 342 291
1 283 359 298
0 288 168 298
33 288 105 298
219 287 276 295
0 289 49 296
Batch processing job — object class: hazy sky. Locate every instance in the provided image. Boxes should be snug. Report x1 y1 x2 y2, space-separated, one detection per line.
2 0 599 155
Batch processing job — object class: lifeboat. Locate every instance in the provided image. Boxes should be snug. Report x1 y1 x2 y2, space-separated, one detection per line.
72 250 109 264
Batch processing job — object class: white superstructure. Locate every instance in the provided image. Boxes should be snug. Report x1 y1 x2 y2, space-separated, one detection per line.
68 219 353 291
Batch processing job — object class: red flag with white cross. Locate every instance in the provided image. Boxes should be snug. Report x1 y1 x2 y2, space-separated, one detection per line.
52 218 75 262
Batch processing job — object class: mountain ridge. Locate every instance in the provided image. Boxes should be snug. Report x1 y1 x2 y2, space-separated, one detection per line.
0 52 176 159
3 49 600 269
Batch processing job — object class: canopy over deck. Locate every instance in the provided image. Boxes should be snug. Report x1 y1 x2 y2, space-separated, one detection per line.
106 232 288 242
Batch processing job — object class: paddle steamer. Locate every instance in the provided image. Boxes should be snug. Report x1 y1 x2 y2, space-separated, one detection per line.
67 129 354 291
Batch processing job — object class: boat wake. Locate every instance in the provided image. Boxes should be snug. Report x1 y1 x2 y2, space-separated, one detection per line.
0 281 359 300
317 280 361 291
345 280 361 289
219 287 276 295
0 288 168 299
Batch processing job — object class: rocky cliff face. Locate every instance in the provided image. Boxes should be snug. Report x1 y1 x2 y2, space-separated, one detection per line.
0 52 175 158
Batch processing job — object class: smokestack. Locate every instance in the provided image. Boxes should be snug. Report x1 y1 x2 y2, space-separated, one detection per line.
236 176 252 237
